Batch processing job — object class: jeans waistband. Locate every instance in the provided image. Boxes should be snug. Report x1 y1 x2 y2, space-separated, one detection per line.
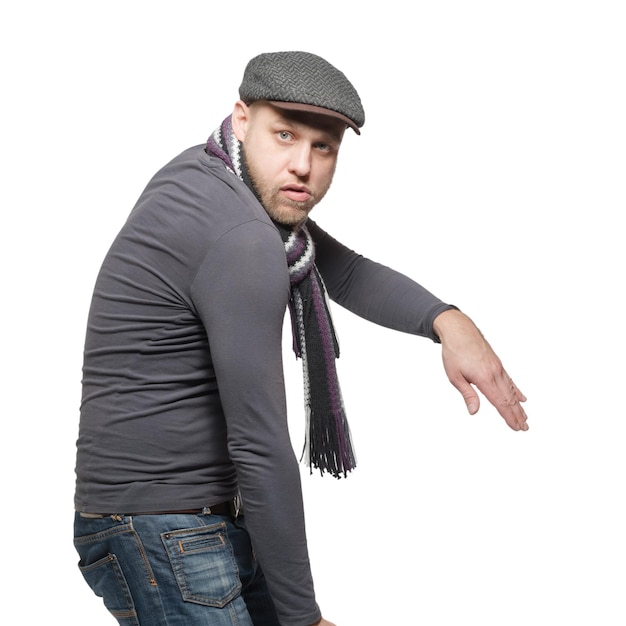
78 496 242 519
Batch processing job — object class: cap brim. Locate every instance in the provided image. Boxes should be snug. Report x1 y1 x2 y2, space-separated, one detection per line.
268 100 361 135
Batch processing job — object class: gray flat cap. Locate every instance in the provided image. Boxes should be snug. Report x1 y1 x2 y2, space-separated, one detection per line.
239 51 365 134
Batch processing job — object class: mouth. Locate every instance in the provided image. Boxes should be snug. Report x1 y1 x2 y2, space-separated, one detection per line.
280 184 312 203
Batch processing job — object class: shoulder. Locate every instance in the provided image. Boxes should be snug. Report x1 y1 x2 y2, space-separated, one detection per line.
127 145 273 243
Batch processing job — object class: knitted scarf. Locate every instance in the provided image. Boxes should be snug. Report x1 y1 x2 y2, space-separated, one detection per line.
206 116 356 478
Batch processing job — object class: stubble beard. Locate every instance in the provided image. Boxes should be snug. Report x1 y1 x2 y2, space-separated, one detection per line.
242 151 318 229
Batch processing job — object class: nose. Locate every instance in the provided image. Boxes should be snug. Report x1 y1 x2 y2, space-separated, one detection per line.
288 144 312 178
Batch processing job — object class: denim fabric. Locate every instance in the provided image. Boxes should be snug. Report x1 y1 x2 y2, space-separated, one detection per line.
74 512 280 625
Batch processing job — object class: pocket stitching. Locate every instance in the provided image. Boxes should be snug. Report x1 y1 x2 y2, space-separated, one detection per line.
161 522 242 608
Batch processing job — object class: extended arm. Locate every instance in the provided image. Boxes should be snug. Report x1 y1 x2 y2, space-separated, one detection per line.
309 220 453 340
309 220 528 431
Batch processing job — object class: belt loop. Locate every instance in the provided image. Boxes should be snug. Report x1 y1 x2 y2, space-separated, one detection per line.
232 493 242 518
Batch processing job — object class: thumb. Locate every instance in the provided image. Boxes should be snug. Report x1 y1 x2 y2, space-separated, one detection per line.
451 378 480 415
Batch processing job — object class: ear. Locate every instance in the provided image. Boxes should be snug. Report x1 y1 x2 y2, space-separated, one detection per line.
231 100 250 142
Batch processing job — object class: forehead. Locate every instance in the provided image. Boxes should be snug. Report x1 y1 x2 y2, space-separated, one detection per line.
251 101 346 141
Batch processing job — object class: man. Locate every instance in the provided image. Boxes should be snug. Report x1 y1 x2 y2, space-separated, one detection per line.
74 51 528 626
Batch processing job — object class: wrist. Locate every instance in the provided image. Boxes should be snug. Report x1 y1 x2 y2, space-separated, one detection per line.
433 308 467 342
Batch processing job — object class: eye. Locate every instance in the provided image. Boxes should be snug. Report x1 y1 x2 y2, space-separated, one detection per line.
315 142 331 152
277 130 293 141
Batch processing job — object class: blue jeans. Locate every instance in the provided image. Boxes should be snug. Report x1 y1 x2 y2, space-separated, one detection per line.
73 511 280 625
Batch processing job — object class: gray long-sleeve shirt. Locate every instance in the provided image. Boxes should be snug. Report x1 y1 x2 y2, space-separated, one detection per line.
74 145 453 625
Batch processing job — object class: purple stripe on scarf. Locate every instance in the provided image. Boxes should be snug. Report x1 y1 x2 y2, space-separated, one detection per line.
309 277 351 467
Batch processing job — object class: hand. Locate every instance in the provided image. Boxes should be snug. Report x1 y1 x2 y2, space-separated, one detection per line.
433 309 528 431
310 619 336 626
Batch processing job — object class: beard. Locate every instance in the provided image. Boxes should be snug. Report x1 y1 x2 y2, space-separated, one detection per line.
242 148 324 228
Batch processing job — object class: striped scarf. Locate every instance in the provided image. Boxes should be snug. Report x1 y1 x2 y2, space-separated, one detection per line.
206 116 356 478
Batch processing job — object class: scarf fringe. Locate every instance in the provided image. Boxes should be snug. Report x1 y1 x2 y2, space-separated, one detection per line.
303 405 357 478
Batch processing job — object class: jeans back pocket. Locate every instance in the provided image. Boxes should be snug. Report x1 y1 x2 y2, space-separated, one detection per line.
161 521 242 608
79 552 140 625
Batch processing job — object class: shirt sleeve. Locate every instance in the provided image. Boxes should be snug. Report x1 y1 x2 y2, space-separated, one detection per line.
308 220 456 343
190 219 322 626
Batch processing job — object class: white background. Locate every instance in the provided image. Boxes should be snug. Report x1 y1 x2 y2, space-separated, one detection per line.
2 1 625 624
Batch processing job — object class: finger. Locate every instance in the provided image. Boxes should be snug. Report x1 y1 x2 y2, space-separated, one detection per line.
498 389 529 431
476 374 529 431
464 390 480 415
448 375 481 415
513 382 527 404
501 400 528 431
505 377 529 430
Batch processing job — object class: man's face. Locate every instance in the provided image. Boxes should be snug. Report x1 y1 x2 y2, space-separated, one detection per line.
232 101 346 227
